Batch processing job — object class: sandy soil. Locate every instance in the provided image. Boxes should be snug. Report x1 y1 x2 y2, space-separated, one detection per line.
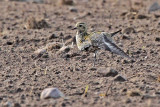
0 0 160 107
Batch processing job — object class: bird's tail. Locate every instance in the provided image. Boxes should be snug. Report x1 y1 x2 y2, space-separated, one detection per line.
111 29 122 37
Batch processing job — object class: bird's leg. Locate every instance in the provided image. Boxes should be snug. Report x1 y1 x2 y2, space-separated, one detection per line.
93 51 97 66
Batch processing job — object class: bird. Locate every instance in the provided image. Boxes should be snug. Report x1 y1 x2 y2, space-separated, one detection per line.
72 22 132 65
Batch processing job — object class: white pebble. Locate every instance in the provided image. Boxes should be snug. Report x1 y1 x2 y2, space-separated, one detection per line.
40 88 64 99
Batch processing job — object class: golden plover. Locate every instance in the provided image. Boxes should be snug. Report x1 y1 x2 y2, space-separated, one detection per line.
73 22 131 64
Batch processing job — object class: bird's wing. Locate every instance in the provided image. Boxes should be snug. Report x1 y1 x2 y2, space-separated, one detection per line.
102 35 131 59
91 32 131 59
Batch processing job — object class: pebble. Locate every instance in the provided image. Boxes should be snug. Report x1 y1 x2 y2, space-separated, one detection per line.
14 103 21 107
123 27 135 34
69 7 77 12
148 2 160 13
125 98 132 103
2 101 12 107
58 46 71 53
127 90 141 96
49 34 58 40
155 37 160 42
97 67 118 77
40 88 64 99
155 91 160 95
136 14 149 19
141 94 156 100
6 41 13 45
114 75 126 82
121 35 130 40
64 35 72 41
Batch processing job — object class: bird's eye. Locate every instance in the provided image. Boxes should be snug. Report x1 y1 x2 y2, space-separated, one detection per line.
79 25 82 27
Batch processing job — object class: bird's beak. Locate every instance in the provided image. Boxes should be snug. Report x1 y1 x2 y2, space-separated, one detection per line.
72 27 77 30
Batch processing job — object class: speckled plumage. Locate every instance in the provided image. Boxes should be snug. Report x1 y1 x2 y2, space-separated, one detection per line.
74 22 131 59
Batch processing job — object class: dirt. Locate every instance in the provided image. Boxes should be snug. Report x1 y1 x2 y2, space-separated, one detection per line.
0 0 160 107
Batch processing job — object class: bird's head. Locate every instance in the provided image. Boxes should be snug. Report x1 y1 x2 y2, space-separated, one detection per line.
72 22 87 33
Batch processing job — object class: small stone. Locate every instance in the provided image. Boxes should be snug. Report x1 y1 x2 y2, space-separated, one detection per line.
148 2 160 13
127 90 141 96
46 42 61 51
58 0 74 6
42 53 49 58
97 67 118 77
121 12 128 16
24 17 50 29
59 32 64 37
49 34 58 40
155 37 160 42
155 91 160 95
61 53 71 59
90 67 97 71
114 75 126 82
136 14 149 19
6 41 13 45
59 46 71 53
2 101 12 107
64 35 72 40
122 35 130 40
14 103 21 107
123 59 129 64
69 7 77 12
40 88 64 99
141 94 156 100
123 27 135 34
34 47 47 55
16 88 23 93
125 98 131 103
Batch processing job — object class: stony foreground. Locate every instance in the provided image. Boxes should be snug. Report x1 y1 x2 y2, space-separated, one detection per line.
0 0 160 107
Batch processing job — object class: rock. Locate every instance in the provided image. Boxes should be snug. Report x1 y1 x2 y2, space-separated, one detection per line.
2 101 12 107
34 47 47 55
59 32 64 37
64 35 72 41
120 12 128 16
59 46 71 53
114 75 126 82
6 41 13 45
155 37 160 42
14 103 21 107
97 67 118 77
40 88 64 99
136 14 149 19
49 34 58 40
121 35 130 40
46 42 61 51
24 17 50 29
90 67 97 71
69 7 77 12
58 0 74 6
127 90 141 97
148 2 160 13
123 27 135 34
141 94 156 100
11 0 43 3
42 53 49 58
36 19 50 29
125 98 132 103
155 91 160 95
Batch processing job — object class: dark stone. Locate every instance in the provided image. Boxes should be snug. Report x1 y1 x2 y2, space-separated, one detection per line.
6 41 13 45
155 37 160 42
114 75 126 82
49 34 58 39
14 103 21 107
97 67 118 77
